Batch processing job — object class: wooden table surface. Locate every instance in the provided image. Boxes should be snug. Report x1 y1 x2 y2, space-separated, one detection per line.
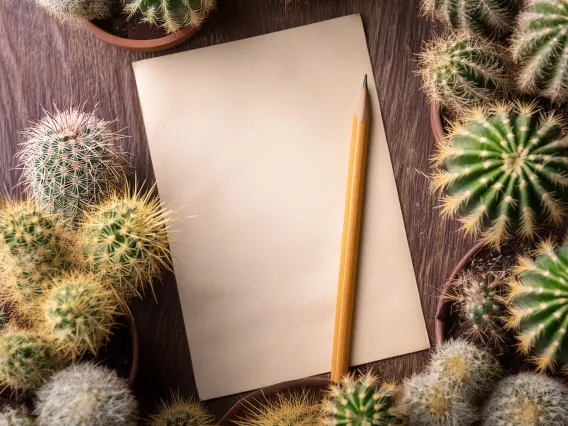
0 0 474 421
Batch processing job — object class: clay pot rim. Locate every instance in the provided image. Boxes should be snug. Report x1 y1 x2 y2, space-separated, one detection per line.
219 377 331 425
430 101 444 144
82 19 198 53
127 314 139 388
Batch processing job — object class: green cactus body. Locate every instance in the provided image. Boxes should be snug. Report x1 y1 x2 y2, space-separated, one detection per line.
124 0 216 34
150 393 218 426
513 1 568 101
34 0 113 21
508 239 568 373
482 373 568 426
0 330 57 391
417 32 509 114
323 374 406 426
40 273 119 358
18 106 126 221
421 0 521 37
0 406 35 426
431 102 568 246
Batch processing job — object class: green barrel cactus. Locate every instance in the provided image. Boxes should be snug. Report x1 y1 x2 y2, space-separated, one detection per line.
508 239 568 373
323 373 406 426
34 0 113 21
18 106 126 221
431 102 568 247
420 0 522 38
512 1 568 101
151 393 216 426
124 0 216 34
79 185 173 299
39 272 119 358
417 31 509 114
0 329 58 391
0 406 35 426
482 373 568 426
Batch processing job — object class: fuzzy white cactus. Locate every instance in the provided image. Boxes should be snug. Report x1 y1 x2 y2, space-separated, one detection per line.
0 406 34 426
34 0 113 21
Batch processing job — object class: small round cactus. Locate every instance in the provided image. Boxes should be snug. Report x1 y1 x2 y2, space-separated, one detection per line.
323 373 406 426
512 1 568 102
151 393 215 426
508 239 568 373
403 373 478 426
79 185 173 299
428 339 502 400
482 373 568 426
33 0 112 21
35 363 137 426
124 0 216 34
417 31 509 114
0 329 58 391
0 406 35 426
18 106 127 221
431 101 568 247
420 0 521 38
38 272 119 358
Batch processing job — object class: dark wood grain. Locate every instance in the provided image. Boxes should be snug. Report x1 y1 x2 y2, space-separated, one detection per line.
0 0 474 421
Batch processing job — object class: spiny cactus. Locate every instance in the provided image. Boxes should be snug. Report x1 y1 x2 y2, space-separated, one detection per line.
431 101 568 247
35 363 137 426
33 0 112 21
428 339 502 400
79 185 173 299
403 373 478 426
508 239 568 373
18 105 126 221
150 392 215 426
417 31 509 114
447 273 507 349
38 272 119 358
482 373 568 426
322 373 406 426
512 1 568 102
124 0 216 34
0 329 57 391
0 406 35 426
420 0 521 38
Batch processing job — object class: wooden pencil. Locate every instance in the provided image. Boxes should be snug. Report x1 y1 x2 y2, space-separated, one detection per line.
331 75 370 383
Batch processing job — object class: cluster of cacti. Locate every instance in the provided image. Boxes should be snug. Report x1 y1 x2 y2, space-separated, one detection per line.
80 185 173 299
34 363 137 425
322 373 406 426
420 0 521 38
124 0 216 34
33 0 113 21
0 329 58 391
507 239 568 373
38 272 119 358
431 101 568 246
482 373 568 426
417 31 509 114
18 106 126 221
447 272 507 349
151 393 215 426
0 406 35 426
512 1 568 102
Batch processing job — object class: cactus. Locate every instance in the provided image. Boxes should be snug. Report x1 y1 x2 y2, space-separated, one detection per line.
322 373 406 426
427 339 502 400
403 373 478 426
34 363 137 425
33 0 112 21
507 239 568 373
38 272 119 358
0 329 57 391
79 185 173 299
417 31 509 114
420 0 521 38
431 101 568 247
447 273 507 348
18 106 126 221
150 393 215 426
124 0 216 34
482 373 568 426
512 1 568 102
0 406 34 426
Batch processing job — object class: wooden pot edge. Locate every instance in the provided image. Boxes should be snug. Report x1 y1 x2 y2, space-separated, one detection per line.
430 101 444 143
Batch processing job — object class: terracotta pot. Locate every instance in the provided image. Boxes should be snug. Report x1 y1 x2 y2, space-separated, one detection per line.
430 101 444 143
219 377 331 425
82 20 198 53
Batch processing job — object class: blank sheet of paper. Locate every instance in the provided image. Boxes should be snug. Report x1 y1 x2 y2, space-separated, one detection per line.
133 14 429 400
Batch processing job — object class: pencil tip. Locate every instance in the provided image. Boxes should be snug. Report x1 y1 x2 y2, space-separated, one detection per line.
363 74 367 88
